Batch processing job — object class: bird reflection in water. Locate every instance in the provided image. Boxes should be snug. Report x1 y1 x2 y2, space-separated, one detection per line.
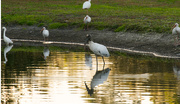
84 67 111 96
173 62 180 80
173 62 180 96
85 53 92 70
43 46 50 60
3 45 13 64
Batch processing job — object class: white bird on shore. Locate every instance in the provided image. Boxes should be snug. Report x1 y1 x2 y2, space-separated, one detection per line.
2 27 13 45
84 15 91 30
84 34 110 65
172 23 180 46
83 0 91 14
40 27 49 41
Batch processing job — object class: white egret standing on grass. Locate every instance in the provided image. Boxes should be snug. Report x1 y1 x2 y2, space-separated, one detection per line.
172 23 180 46
40 27 49 41
84 15 91 30
2 27 13 45
84 34 110 69
83 0 91 14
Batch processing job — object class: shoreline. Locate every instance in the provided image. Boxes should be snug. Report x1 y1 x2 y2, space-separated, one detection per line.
1 26 180 58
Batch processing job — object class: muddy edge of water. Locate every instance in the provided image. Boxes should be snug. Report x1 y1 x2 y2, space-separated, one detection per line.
1 26 180 58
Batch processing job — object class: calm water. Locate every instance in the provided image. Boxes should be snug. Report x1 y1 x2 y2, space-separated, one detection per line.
1 45 180 104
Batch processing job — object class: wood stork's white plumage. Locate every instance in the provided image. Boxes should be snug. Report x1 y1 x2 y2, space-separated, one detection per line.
2 27 13 45
82 0 91 14
40 27 49 41
172 23 180 46
85 34 110 65
84 15 91 30
4 45 13 64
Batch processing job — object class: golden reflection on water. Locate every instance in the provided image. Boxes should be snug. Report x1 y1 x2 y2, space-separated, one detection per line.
1 49 180 104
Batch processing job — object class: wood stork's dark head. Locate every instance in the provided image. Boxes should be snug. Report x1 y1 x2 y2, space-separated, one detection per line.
84 34 92 45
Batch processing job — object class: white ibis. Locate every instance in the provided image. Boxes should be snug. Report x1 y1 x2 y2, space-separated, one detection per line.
40 27 49 41
84 15 91 30
82 0 91 14
2 27 13 45
172 23 180 46
84 34 110 66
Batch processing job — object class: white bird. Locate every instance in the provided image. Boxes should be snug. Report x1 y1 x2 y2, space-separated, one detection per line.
2 27 13 45
84 34 110 66
4 45 13 64
82 0 91 14
84 68 111 96
172 23 180 46
40 27 49 41
84 15 91 30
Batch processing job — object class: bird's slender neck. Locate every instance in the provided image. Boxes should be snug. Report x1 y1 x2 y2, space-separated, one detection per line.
3 29 6 38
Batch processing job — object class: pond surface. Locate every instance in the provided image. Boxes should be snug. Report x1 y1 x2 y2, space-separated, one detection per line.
1 45 180 104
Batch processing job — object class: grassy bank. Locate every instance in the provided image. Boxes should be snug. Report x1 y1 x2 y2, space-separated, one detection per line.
2 0 180 33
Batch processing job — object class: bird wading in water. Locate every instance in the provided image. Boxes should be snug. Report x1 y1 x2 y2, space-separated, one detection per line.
84 34 110 69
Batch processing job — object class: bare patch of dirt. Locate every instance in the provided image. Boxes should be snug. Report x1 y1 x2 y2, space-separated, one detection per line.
1 26 180 58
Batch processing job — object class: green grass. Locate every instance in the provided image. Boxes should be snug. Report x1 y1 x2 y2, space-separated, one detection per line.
1 0 180 33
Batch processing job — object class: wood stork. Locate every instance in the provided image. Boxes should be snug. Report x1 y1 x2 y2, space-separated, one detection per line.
172 23 180 46
84 34 110 66
2 27 13 45
82 0 91 14
84 15 91 30
40 27 49 41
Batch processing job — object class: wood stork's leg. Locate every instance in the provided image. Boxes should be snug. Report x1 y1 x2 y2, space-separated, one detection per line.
96 55 98 71
102 56 106 70
102 56 105 65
